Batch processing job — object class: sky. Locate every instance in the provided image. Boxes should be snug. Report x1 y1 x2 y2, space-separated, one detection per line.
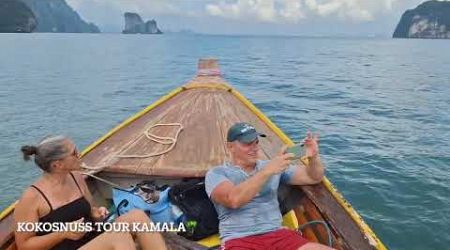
66 0 444 36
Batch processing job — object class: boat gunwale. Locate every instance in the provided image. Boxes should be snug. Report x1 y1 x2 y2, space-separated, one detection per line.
0 202 16 221
221 83 386 250
0 80 386 250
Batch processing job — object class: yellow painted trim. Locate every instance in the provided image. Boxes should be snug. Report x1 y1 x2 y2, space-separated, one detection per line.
229 87 387 250
231 90 295 144
321 178 386 249
0 201 17 221
197 234 221 248
183 83 293 146
183 82 232 91
282 210 299 229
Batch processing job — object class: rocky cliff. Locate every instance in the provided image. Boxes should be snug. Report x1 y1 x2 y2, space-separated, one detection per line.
393 0 450 39
122 12 162 34
0 0 36 33
21 0 100 33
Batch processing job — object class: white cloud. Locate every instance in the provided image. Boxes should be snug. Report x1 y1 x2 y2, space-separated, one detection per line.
66 0 193 19
279 0 306 23
67 0 400 24
306 0 400 21
64 0 410 34
206 0 303 23
206 0 277 22
206 0 399 23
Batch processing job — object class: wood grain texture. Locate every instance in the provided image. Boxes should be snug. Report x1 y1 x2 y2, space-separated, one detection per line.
82 87 283 177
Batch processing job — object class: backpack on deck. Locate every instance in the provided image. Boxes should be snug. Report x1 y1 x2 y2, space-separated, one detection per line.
168 179 219 241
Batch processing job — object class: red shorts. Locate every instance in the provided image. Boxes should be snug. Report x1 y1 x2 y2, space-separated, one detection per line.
223 228 309 250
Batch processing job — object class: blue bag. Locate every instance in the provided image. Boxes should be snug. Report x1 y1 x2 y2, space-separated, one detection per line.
112 185 182 224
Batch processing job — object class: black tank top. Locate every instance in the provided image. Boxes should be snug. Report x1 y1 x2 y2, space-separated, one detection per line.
31 172 101 250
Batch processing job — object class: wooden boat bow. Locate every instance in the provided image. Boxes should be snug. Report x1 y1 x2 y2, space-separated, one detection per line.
0 58 387 250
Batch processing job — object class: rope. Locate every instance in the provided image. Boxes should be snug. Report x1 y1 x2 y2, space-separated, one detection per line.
80 123 183 173
80 162 107 172
81 172 130 192
298 220 333 247
116 123 183 158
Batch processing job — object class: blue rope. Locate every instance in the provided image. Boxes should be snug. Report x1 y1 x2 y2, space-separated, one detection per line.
298 220 333 247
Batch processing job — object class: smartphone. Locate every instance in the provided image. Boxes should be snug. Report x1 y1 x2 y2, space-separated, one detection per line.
286 143 304 160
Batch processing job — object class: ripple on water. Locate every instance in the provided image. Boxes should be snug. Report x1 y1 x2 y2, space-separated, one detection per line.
326 78 352 83
367 107 395 118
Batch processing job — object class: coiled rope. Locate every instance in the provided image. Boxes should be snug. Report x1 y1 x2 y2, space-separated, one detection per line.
116 123 183 158
81 123 183 172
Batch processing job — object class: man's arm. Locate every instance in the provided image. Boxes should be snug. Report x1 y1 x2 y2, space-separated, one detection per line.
287 132 325 185
209 153 293 209
210 170 272 209
288 155 324 185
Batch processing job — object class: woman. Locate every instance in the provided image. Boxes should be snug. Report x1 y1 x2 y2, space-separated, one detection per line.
14 135 167 250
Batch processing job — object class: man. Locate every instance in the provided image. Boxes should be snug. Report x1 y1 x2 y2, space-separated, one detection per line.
205 122 333 250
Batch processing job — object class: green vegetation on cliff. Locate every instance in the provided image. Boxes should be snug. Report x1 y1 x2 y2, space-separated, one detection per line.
393 0 450 39
0 0 36 33
21 0 100 33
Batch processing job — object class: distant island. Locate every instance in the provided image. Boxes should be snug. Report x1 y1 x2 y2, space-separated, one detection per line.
393 0 450 39
0 0 36 32
122 12 162 34
0 0 100 33
22 0 100 33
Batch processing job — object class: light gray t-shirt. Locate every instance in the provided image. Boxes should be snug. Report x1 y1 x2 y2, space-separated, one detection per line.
205 160 297 242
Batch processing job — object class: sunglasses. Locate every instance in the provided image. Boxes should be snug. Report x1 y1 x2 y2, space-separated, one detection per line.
68 147 79 158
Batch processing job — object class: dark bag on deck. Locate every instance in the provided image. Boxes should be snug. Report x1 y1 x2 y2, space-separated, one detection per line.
168 179 219 241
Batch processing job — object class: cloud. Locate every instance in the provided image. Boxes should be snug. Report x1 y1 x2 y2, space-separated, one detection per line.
67 0 400 25
206 0 277 22
64 0 411 34
278 0 306 22
305 0 373 21
206 0 304 23
67 0 197 19
205 0 399 23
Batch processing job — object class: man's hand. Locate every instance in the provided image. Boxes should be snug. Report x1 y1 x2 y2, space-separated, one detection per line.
263 146 293 175
303 131 319 158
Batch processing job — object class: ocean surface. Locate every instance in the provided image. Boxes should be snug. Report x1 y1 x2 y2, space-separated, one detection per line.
0 33 449 249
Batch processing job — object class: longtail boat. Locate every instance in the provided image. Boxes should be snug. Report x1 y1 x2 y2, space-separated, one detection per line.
0 59 386 250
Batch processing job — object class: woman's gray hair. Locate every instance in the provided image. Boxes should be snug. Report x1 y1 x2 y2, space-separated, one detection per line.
21 135 72 172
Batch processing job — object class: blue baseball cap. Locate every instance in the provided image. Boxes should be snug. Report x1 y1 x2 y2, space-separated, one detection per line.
227 122 266 143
